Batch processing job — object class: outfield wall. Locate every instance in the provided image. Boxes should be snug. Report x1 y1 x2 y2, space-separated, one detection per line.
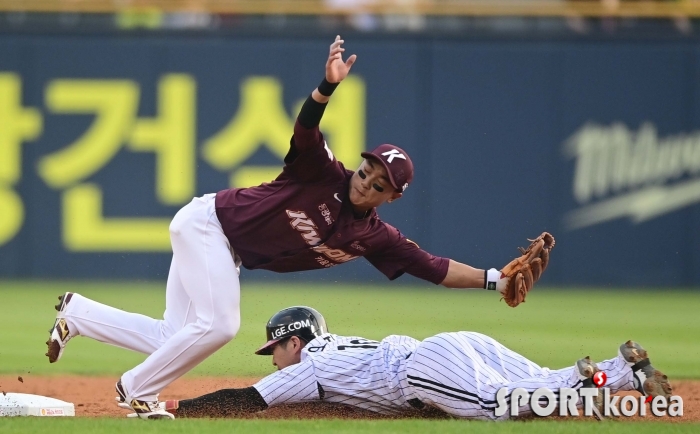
1 34 699 286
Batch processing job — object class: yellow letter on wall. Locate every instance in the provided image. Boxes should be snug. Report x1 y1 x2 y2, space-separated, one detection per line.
0 73 42 246
62 183 171 251
128 74 196 204
39 80 139 188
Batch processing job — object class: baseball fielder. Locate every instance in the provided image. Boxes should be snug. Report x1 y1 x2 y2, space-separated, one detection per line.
146 306 673 420
45 36 553 419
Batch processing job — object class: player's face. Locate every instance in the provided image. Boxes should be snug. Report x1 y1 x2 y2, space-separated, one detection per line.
349 159 402 212
271 337 304 370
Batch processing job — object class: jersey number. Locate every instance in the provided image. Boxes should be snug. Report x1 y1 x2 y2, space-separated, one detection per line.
337 339 379 350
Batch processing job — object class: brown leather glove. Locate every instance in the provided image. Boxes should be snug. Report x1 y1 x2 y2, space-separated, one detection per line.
498 232 555 307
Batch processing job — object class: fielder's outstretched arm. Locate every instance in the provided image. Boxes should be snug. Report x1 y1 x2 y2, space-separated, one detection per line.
440 260 487 289
441 232 556 307
163 358 321 418
166 387 268 418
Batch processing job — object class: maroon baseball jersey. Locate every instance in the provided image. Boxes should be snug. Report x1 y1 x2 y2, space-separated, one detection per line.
214 121 449 284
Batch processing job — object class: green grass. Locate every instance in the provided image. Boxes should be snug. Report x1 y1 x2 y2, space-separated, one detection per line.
0 281 699 379
1 281 699 430
0 418 698 434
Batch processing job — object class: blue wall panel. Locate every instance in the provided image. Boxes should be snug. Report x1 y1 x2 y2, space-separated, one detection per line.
1 35 699 286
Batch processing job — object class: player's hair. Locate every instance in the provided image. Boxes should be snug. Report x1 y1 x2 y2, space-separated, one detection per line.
278 336 309 349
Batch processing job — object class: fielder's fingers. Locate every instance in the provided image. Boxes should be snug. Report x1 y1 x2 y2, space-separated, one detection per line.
330 47 345 57
346 54 357 67
330 38 344 50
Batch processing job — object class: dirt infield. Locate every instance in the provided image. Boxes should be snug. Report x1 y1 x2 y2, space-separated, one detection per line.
1 375 698 421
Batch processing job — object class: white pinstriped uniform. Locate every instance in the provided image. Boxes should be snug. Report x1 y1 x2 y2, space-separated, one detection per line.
253 332 637 419
254 333 421 415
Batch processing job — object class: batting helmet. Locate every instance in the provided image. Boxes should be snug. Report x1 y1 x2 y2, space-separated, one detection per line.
254 306 328 355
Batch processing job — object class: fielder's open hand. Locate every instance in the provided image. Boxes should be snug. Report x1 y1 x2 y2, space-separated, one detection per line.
326 35 356 83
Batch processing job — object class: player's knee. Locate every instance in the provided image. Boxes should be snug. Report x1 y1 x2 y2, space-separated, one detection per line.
168 205 193 238
168 217 184 238
210 312 240 344
220 317 240 342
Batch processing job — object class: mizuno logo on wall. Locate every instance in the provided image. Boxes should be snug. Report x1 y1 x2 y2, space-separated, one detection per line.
563 122 700 230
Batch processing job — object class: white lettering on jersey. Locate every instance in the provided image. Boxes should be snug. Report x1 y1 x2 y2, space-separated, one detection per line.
286 210 322 246
311 244 359 263
315 256 335 268
382 149 406 163
318 203 334 225
350 241 366 252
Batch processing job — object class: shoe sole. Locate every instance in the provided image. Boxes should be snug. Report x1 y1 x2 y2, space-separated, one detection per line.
131 399 175 420
143 413 175 420
116 382 175 419
576 356 604 421
643 369 673 398
619 340 673 399
576 356 600 382
45 293 72 363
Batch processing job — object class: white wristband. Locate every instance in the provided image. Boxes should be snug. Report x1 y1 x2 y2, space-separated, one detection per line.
485 268 502 291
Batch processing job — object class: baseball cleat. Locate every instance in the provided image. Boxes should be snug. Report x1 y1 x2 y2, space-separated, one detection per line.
575 356 605 421
115 380 129 407
618 340 673 399
126 398 175 420
575 356 599 384
45 292 74 363
125 401 178 419
116 380 174 419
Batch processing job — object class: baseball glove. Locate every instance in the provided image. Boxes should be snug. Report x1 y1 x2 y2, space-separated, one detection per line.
499 232 555 307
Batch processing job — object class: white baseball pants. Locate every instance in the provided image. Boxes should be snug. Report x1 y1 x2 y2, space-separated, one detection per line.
404 332 635 420
61 193 241 401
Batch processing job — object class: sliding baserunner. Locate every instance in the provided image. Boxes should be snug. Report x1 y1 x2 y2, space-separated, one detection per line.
140 306 673 420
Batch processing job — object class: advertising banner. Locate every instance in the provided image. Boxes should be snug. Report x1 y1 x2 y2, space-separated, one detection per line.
1 35 698 286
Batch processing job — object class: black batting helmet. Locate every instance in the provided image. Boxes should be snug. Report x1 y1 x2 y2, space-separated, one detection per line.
255 306 328 355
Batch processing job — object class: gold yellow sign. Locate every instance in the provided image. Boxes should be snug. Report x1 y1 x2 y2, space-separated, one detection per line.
0 72 366 251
